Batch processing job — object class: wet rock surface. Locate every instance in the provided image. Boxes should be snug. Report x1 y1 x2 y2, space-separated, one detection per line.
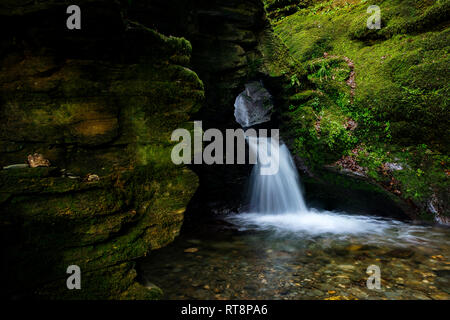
133 0 270 215
0 0 203 299
234 81 273 128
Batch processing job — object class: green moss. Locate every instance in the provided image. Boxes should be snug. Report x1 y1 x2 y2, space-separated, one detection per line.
265 0 449 218
1 164 198 297
263 0 317 21
274 0 449 149
257 28 305 78
0 15 204 298
36 262 162 300
289 90 317 103
350 0 450 40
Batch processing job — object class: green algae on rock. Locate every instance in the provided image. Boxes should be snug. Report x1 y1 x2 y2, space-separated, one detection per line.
0 1 203 299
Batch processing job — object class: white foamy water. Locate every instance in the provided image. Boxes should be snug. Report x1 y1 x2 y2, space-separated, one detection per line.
232 210 394 235
246 139 307 213
231 137 447 246
228 210 447 247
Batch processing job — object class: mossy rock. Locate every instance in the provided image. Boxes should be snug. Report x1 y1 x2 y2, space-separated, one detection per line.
0 1 204 299
36 262 163 300
262 0 449 221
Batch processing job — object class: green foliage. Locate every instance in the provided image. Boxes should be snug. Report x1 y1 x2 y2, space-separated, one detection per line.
349 0 450 40
320 111 358 152
309 60 332 82
290 73 301 87
275 0 449 148
269 0 449 212
263 0 313 21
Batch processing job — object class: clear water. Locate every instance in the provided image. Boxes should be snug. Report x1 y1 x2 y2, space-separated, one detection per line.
140 217 450 300
140 136 450 300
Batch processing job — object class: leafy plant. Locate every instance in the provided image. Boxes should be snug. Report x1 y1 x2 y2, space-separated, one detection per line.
290 73 301 87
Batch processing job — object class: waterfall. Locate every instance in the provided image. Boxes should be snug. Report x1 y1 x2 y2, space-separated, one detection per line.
233 81 307 215
246 137 308 214
238 134 409 237
232 83 413 236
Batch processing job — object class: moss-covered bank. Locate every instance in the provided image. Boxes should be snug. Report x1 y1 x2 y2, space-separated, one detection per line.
260 0 449 222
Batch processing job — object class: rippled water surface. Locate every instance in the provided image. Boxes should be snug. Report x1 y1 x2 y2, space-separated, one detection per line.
141 213 450 300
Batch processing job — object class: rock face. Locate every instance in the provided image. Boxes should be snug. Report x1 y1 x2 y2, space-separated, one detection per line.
0 0 270 299
128 0 270 214
234 81 273 128
185 0 271 214
0 1 203 299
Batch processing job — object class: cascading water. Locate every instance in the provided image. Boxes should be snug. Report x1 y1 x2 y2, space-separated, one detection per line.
232 83 437 241
141 85 449 301
246 138 307 214
235 139 432 240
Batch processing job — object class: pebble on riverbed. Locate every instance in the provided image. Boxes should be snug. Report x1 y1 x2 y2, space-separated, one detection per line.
141 221 450 300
